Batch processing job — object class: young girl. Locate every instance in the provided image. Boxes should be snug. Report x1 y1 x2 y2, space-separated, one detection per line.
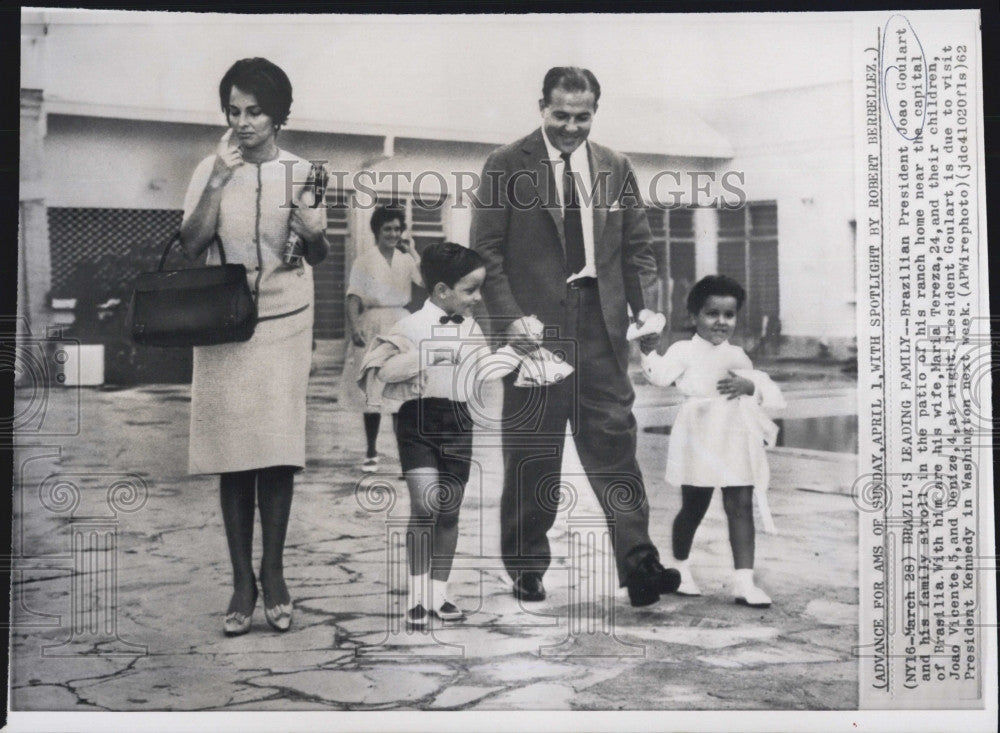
361 243 522 628
639 275 785 608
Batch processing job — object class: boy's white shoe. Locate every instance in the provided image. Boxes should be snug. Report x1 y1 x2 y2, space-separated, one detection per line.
674 559 702 596
733 569 771 608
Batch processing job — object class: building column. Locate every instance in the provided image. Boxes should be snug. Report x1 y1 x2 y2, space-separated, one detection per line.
20 88 52 338
693 205 717 278
20 15 51 337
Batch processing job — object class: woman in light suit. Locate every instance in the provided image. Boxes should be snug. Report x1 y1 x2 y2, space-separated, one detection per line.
180 57 328 635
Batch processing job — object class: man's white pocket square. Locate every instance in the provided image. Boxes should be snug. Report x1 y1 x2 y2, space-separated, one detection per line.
514 347 575 387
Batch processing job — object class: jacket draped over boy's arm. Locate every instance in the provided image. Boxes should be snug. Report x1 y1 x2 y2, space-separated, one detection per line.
357 333 422 405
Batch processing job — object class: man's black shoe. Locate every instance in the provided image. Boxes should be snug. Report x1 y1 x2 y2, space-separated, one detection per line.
647 558 681 594
626 555 679 607
512 572 546 601
625 568 659 607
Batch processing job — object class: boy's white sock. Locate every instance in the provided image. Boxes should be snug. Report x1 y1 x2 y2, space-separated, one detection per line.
431 578 449 609
408 572 429 610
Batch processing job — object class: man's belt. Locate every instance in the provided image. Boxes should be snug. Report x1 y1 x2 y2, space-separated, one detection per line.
567 276 598 289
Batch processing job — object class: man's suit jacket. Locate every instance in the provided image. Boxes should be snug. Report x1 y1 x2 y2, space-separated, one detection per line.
471 128 658 371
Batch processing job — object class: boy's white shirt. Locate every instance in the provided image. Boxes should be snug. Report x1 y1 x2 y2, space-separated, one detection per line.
640 333 786 533
377 299 520 400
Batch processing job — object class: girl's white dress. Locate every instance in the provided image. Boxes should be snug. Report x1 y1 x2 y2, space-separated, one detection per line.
641 333 786 532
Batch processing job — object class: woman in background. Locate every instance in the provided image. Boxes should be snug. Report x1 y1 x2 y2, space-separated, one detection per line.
339 204 422 472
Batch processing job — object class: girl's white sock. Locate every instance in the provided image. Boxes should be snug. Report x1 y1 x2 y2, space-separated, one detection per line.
673 558 701 595
733 568 771 606
733 568 754 591
674 558 693 582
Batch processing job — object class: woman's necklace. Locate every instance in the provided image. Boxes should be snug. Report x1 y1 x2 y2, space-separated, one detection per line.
242 141 279 165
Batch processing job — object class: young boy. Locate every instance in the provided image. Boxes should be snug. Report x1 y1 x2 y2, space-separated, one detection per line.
638 275 785 608
368 242 522 628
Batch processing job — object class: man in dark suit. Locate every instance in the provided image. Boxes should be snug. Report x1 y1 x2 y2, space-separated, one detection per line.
471 67 680 606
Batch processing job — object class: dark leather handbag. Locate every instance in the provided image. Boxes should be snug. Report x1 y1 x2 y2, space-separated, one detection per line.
127 233 258 347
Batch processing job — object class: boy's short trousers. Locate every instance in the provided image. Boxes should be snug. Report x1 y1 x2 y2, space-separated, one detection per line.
395 398 474 484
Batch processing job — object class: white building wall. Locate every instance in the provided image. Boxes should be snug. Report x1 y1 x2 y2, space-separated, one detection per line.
43 116 386 210
44 116 498 255
700 82 856 343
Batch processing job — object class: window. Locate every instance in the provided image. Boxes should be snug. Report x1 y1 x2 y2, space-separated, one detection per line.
312 191 350 338
648 205 697 334
409 195 448 252
46 207 193 383
48 207 184 300
716 202 780 341
376 194 448 254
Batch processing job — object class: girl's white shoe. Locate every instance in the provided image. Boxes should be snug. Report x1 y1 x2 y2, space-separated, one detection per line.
733 569 771 608
674 559 702 596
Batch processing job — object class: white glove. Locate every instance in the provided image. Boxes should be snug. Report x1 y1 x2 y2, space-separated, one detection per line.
627 311 666 341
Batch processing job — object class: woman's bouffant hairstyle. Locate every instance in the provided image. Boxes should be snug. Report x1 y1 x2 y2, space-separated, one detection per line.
419 242 484 290
686 275 747 314
369 204 407 235
219 58 293 128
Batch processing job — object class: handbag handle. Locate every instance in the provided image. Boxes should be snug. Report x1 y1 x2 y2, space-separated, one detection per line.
157 233 227 271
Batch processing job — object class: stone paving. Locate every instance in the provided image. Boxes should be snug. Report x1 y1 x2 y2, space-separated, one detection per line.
9 354 859 712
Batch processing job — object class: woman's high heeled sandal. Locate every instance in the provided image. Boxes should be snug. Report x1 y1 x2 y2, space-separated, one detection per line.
223 584 258 636
264 601 293 632
261 574 293 632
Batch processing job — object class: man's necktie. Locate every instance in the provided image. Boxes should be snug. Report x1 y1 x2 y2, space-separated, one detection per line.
561 152 586 276
439 314 465 324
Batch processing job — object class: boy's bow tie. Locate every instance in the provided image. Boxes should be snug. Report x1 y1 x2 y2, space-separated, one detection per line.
439 314 465 324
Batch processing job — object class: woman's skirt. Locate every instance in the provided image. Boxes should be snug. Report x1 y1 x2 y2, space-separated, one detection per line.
188 306 313 475
337 305 409 413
